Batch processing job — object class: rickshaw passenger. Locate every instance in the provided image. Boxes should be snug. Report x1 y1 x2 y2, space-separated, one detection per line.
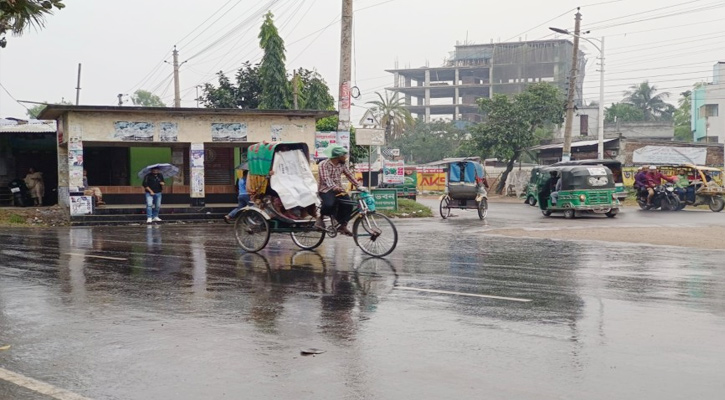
549 171 561 205
315 146 360 236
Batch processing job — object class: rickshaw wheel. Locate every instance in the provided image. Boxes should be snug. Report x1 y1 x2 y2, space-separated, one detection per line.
477 198 488 220
439 197 451 219
290 229 326 250
564 209 576 219
353 213 398 258
709 196 724 212
527 196 537 206
234 209 270 253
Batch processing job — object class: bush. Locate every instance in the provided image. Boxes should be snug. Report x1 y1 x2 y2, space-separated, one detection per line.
379 198 433 218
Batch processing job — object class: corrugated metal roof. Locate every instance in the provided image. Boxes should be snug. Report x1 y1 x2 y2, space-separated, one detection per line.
0 119 56 133
529 138 617 151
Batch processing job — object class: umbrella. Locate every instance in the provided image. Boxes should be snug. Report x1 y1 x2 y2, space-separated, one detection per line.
137 163 180 179
236 163 249 171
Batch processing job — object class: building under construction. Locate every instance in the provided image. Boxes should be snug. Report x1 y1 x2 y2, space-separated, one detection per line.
387 39 586 122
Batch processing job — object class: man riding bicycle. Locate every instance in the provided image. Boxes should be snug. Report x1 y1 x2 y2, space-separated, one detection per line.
315 145 360 236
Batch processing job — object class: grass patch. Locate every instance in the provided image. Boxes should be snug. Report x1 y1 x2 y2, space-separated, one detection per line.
0 210 27 225
379 198 433 218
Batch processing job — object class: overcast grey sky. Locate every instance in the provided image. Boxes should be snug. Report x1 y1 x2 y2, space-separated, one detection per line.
1 0 724 120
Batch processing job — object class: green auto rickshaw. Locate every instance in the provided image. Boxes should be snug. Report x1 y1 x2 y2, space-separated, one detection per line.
524 167 544 206
538 165 620 219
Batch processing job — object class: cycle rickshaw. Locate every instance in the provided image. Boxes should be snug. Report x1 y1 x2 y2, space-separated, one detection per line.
438 158 489 220
234 142 398 257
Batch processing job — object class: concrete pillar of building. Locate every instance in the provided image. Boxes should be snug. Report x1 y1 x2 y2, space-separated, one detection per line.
393 72 400 103
489 67 494 98
424 70 431 122
405 77 412 106
190 143 205 206
454 68 460 121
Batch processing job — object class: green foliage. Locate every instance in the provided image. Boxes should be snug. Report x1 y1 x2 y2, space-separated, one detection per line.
378 199 432 218
258 12 291 109
389 121 464 164
8 214 24 224
604 102 644 123
0 0 65 47
26 99 71 118
293 68 334 110
624 81 673 122
201 62 261 109
366 91 414 140
674 90 693 142
469 82 564 193
131 90 166 107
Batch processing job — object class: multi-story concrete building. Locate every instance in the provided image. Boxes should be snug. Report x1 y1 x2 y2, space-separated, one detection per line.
692 62 725 143
387 39 586 122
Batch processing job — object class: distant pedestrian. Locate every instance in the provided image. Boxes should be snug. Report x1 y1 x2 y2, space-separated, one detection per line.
143 167 165 223
224 166 250 223
24 167 45 206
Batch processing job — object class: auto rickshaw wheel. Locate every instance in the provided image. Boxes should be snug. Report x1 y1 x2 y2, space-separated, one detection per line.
542 210 552 217
709 196 724 212
605 209 618 218
527 196 537 206
564 209 576 219
234 209 271 252
439 197 451 219
477 198 488 220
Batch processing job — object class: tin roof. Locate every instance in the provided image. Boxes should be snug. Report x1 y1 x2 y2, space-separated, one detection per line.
37 105 337 120
0 118 56 133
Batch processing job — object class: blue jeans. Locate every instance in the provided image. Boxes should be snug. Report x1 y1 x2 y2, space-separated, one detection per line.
227 194 250 219
145 193 162 219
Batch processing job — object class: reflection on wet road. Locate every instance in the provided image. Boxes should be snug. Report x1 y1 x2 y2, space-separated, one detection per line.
1 208 725 399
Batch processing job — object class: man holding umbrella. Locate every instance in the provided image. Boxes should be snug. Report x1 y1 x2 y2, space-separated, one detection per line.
142 166 166 223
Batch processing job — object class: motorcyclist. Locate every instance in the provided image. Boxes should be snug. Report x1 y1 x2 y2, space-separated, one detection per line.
634 166 648 198
645 166 677 206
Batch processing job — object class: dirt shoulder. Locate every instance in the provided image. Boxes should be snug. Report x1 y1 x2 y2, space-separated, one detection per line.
487 226 725 250
0 206 68 227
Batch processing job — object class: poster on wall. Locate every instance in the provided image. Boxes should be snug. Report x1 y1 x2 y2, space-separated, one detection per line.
632 146 707 165
68 150 84 167
190 143 205 198
382 160 405 185
314 131 338 158
211 123 247 142
159 122 179 142
191 148 205 168
114 121 154 141
337 130 350 151
191 170 205 197
271 125 283 142
70 195 93 216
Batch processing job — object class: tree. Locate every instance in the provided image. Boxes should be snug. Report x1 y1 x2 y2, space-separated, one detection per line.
201 62 261 109
624 81 673 122
366 91 414 141
258 12 291 109
0 0 65 48
673 85 704 142
389 121 464 164
604 102 644 124
469 82 564 194
293 68 334 110
131 90 166 107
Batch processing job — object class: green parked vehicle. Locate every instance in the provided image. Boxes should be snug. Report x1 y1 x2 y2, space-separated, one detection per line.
524 167 544 206
537 165 621 219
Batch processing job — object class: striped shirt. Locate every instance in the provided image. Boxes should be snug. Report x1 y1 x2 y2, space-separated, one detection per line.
318 159 359 193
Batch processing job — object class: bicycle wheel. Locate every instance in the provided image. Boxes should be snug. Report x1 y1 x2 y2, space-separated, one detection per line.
234 209 270 252
290 228 325 250
477 198 488 220
439 196 451 219
353 213 398 257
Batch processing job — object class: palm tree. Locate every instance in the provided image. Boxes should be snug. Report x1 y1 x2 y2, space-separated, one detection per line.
366 91 414 140
0 0 65 47
623 81 672 121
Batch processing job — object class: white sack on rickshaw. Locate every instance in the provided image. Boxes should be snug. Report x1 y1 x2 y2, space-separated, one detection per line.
270 149 320 209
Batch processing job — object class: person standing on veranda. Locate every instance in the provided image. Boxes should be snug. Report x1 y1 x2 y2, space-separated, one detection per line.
143 167 165 223
24 167 45 206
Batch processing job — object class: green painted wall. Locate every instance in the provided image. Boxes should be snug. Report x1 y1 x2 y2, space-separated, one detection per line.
130 148 172 186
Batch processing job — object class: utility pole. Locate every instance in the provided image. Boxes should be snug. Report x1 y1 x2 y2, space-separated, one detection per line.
293 70 299 110
75 63 82 105
561 8 581 162
337 0 353 137
597 36 605 159
117 94 123 106
173 46 181 108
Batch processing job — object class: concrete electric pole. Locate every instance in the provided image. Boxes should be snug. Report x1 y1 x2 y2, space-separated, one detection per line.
75 63 82 105
173 46 181 108
337 0 353 136
561 9 582 162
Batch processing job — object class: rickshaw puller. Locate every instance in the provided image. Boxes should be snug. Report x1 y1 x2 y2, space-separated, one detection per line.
316 146 360 236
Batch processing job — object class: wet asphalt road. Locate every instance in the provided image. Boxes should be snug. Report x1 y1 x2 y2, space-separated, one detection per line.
1 203 725 399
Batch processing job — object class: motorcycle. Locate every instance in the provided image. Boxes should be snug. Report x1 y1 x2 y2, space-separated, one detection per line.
637 184 681 211
8 179 32 207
